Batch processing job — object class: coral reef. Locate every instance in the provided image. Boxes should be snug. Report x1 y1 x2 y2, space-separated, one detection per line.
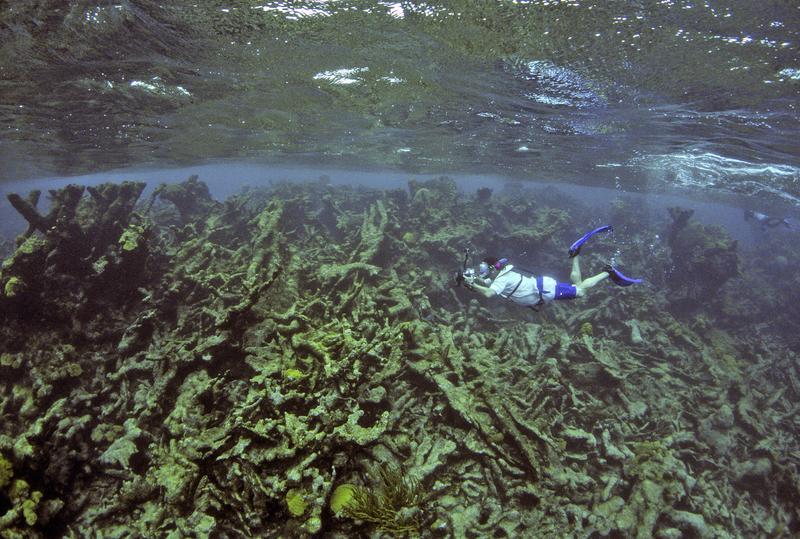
665 206 740 310
0 452 61 535
0 176 798 537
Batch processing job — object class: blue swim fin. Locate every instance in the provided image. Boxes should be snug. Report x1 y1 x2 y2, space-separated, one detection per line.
604 264 642 287
568 225 613 258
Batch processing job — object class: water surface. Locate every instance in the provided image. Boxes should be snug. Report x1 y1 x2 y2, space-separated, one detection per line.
1 1 798 204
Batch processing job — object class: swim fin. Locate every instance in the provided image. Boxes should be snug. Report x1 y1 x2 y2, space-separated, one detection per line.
568 225 613 258
604 264 642 287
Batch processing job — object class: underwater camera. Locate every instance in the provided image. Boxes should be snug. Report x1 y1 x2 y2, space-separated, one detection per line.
453 248 494 287
453 267 475 287
453 247 473 287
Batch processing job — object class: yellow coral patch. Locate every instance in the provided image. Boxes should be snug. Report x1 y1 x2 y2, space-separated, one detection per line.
284 368 305 380
9 478 30 501
118 225 144 251
65 362 83 377
4 276 23 297
286 488 307 517
0 452 12 488
23 491 42 526
330 484 356 514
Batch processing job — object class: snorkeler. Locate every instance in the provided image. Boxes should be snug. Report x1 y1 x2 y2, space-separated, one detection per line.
461 225 641 310
744 209 795 230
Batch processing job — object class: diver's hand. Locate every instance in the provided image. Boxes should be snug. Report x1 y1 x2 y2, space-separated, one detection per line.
463 273 476 288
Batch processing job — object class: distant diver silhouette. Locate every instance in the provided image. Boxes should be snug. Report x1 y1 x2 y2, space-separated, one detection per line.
744 210 795 230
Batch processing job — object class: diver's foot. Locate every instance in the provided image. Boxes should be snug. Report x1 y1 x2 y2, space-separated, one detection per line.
604 264 643 287
568 225 613 258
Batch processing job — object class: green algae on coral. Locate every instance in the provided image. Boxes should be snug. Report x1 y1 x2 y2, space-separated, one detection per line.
118 223 147 251
283 368 305 380
1 236 46 272
0 453 12 488
285 489 308 517
330 484 357 515
2 276 23 298
22 491 42 526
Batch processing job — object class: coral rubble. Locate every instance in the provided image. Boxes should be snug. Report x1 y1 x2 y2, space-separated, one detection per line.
0 176 798 537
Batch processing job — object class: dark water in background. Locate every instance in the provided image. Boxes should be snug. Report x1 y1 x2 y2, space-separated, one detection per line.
1 0 799 209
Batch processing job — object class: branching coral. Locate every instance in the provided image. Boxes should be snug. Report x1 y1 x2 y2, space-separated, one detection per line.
342 465 423 536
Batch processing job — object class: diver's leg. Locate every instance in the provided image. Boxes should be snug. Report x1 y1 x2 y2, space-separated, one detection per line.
570 256 582 285
575 271 609 297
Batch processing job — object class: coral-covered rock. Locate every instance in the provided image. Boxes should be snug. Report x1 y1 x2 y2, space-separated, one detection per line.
666 206 740 306
0 177 795 538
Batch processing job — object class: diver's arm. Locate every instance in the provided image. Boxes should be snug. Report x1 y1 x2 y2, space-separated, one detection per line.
467 280 497 298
